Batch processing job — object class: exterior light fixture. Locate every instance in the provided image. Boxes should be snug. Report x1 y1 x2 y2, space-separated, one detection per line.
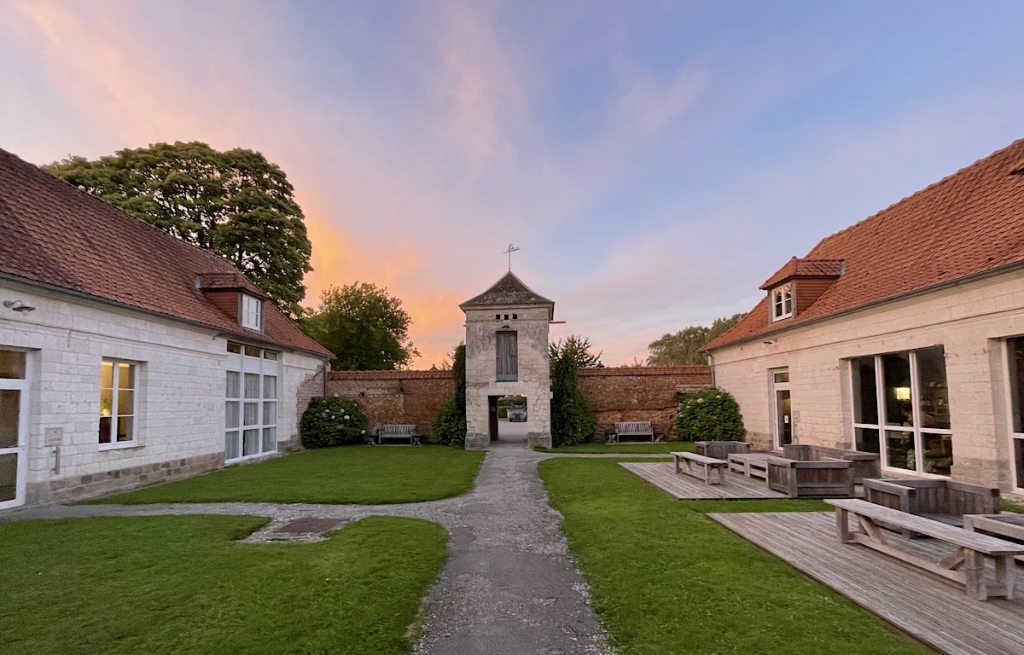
3 300 35 313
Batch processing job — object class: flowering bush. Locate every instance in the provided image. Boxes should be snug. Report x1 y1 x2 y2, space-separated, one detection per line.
300 396 367 448
674 387 745 442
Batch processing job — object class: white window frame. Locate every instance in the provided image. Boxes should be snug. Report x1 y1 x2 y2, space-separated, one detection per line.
225 342 278 463
771 283 793 321
99 358 139 449
849 348 953 477
1000 337 1024 490
240 294 263 331
0 348 30 510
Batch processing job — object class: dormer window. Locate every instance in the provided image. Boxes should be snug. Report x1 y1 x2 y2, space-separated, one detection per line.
771 283 793 321
241 294 262 331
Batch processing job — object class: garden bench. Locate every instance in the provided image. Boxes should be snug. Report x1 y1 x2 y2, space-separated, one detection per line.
608 421 658 444
374 424 422 445
863 478 1000 536
782 444 880 484
672 452 728 485
826 498 1024 601
767 456 853 498
695 440 749 460
727 453 771 481
964 514 1024 564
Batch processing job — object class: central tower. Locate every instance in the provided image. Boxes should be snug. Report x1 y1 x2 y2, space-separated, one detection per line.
460 272 554 449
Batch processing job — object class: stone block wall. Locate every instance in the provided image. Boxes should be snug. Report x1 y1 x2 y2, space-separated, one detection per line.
577 366 712 440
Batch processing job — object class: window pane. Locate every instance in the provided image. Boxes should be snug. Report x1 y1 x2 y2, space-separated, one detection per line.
1010 338 1024 433
117 390 134 416
922 432 953 476
100 361 114 389
116 416 133 442
915 346 949 430
226 372 240 399
885 430 915 470
117 363 135 389
100 388 113 418
852 358 878 424
881 352 912 425
262 427 276 453
98 417 111 444
1015 438 1024 489
263 402 276 426
0 350 26 379
244 346 261 358
0 453 17 502
242 429 259 456
855 427 880 454
244 373 260 399
225 431 240 460
243 403 259 426
263 376 277 399
263 351 278 361
225 401 240 429
227 342 242 354
0 390 20 448
773 371 789 383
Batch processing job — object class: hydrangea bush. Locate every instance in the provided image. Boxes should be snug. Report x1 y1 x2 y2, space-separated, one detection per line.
673 387 745 442
300 396 368 448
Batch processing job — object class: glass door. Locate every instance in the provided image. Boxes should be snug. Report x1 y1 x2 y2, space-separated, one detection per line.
771 370 792 449
0 350 28 510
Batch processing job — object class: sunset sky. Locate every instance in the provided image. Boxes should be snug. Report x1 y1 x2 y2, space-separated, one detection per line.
3 1 1024 366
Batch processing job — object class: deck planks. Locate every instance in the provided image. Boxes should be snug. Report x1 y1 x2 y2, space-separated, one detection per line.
620 462 786 499
710 511 1024 655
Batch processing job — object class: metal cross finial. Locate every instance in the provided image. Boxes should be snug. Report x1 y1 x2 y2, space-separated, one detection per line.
503 243 521 272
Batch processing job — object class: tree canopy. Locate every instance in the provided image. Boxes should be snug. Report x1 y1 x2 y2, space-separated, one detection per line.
44 141 313 317
647 313 745 366
549 335 603 368
300 282 419 371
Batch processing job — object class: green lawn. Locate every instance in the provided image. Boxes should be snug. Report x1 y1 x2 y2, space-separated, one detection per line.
540 458 927 655
0 515 447 655
536 441 692 454
95 446 485 505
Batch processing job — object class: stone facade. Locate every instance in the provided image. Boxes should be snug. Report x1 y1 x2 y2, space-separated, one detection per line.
1 279 325 508
709 268 1024 495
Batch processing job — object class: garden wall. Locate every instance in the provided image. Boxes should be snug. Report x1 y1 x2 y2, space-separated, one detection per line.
327 370 455 440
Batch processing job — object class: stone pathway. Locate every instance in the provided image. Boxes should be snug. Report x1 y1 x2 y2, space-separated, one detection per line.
1 435 649 654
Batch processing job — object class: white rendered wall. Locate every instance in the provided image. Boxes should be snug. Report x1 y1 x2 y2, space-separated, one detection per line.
0 279 323 505
710 270 1024 492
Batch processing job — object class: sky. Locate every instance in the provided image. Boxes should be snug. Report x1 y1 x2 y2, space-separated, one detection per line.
2 1 1024 367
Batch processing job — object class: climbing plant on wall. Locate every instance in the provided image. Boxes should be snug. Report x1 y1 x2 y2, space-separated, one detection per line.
431 344 467 446
550 350 596 447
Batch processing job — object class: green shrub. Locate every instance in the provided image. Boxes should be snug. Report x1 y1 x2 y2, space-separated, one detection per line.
300 396 368 448
674 387 745 442
431 344 467 447
550 351 596 447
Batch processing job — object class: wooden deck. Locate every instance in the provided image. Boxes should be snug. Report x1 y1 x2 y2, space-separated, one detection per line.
620 462 786 499
710 511 1024 655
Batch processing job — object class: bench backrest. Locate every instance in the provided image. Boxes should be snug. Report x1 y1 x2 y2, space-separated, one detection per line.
782 444 880 482
863 478 1000 518
615 421 653 434
379 424 416 436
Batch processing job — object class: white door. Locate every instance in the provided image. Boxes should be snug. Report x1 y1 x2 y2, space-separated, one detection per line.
0 349 28 510
770 369 792 450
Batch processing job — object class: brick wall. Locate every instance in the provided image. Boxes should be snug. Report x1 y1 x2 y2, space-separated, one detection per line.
326 365 711 443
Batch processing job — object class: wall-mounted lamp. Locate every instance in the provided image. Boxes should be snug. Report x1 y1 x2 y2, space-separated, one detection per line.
894 386 911 401
3 300 35 313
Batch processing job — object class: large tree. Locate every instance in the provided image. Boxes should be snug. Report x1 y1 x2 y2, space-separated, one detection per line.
549 335 603 368
300 282 419 370
44 141 313 317
647 313 745 366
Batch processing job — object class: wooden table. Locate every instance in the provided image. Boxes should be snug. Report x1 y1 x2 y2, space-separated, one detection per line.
827 498 1024 601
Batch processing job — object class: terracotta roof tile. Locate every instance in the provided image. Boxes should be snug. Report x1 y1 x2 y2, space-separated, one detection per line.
759 257 845 290
461 272 555 313
0 147 330 358
707 137 1024 351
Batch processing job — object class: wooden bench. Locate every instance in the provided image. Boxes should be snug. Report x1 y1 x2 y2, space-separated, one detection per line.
695 440 750 460
863 478 1001 535
827 498 1024 601
964 514 1024 564
374 424 421 445
767 456 853 498
672 452 728 485
728 453 771 481
608 421 658 444
782 444 880 484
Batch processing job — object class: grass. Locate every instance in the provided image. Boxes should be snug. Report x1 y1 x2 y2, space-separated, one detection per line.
1002 499 1024 513
539 458 928 655
536 441 692 454
0 515 447 655
95 446 485 505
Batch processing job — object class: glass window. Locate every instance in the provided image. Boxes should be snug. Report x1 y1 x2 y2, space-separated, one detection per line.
881 352 912 426
263 351 278 361
227 342 242 354
1008 337 1024 434
99 359 137 445
244 346 261 358
225 355 277 463
0 350 26 379
772 283 793 321
851 357 878 425
241 294 262 331
263 376 277 400
226 372 240 399
916 346 950 430
244 374 260 399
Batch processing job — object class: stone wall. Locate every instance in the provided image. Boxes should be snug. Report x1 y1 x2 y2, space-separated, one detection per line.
577 366 712 440
325 365 712 443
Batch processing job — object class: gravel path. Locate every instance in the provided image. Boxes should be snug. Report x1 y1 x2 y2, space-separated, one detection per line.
2 435 632 654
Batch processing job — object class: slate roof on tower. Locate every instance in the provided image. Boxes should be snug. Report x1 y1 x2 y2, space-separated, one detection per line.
0 146 330 357
461 272 555 318
705 137 1024 351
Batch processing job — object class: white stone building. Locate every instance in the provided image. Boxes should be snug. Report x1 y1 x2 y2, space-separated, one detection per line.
704 138 1024 496
0 147 330 510
460 272 553 449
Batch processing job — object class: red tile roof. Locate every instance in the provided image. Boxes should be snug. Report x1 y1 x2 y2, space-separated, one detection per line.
0 147 330 358
759 257 844 290
706 138 1024 351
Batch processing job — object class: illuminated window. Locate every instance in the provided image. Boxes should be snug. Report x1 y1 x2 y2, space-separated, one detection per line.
99 360 137 446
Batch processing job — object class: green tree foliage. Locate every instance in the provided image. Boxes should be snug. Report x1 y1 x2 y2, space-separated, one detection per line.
301 282 419 371
550 349 596 447
300 397 368 448
549 335 603 368
44 142 313 317
647 313 745 366
674 387 745 442
432 344 467 446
